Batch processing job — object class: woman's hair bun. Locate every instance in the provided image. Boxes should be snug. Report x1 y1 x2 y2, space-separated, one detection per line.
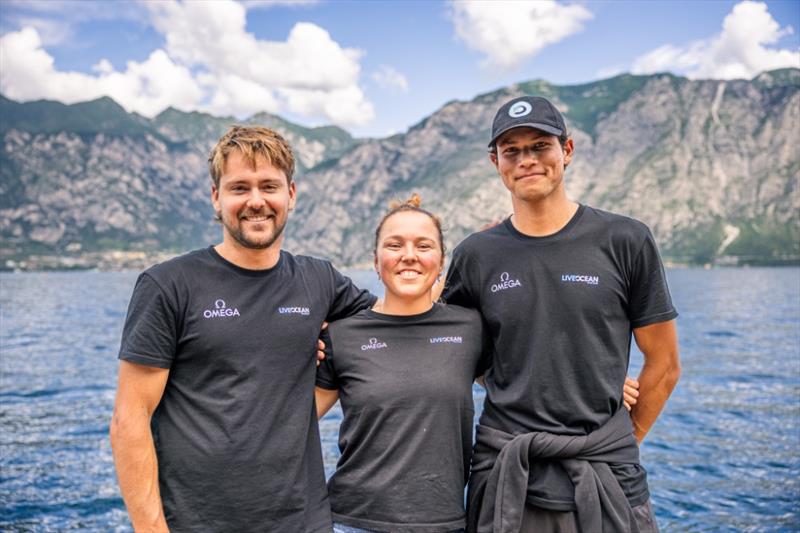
389 192 422 210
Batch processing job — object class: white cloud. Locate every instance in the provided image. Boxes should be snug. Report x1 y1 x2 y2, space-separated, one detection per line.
201 72 280 118
631 1 800 79
280 85 374 125
371 65 409 92
145 0 372 125
0 27 205 116
1 0 374 126
450 0 592 71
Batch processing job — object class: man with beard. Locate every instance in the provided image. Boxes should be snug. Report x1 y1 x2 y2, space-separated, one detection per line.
443 96 680 532
110 126 376 532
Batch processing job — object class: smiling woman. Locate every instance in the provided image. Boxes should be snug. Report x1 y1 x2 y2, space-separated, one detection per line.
373 194 446 315
315 194 490 533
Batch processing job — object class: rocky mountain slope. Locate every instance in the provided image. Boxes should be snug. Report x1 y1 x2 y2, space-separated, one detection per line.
1 69 798 268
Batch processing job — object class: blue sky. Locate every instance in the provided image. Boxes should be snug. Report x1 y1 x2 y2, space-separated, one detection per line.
1 0 798 137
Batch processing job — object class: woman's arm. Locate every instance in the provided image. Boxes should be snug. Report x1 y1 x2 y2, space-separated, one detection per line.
315 387 340 419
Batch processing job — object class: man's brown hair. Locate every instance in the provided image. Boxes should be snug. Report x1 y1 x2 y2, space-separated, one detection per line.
208 125 295 188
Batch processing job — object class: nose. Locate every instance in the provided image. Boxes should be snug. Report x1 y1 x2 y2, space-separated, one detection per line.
400 243 417 262
246 187 266 208
519 146 538 166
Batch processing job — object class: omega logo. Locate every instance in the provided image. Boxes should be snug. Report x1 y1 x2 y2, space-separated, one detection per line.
491 271 522 293
204 299 241 318
361 337 388 351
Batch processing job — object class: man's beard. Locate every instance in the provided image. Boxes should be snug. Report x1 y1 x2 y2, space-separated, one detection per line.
218 209 287 250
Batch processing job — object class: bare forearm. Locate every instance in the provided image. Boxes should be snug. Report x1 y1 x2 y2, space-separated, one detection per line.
110 414 168 532
630 320 681 444
631 358 680 444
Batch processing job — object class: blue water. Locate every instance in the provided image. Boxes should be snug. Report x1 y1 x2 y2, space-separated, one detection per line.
1 268 798 531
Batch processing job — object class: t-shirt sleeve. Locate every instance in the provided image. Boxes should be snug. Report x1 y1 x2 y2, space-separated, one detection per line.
315 328 339 390
442 245 478 308
628 229 679 328
474 316 493 378
325 264 377 322
118 273 178 369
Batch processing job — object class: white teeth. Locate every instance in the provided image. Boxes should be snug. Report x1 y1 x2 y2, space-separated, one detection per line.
399 270 420 279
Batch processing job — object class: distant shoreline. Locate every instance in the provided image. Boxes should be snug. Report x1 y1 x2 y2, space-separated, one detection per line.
2 250 798 273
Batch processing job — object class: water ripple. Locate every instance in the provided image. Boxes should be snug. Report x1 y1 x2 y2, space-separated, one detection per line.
2 268 799 531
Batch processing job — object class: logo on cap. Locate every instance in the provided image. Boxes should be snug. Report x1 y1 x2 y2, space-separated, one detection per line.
508 101 532 118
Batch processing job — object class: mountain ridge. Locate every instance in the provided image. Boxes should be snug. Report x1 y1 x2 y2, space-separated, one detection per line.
1 68 798 269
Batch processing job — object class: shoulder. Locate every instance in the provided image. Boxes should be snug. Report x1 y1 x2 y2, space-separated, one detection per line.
141 248 210 286
582 206 652 243
435 303 482 324
277 252 336 284
285 251 330 267
283 252 337 275
328 308 372 333
452 221 510 257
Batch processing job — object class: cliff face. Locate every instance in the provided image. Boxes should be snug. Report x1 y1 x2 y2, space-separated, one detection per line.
0 96 356 260
2 69 798 267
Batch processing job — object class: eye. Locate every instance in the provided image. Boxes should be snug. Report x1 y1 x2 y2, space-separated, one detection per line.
385 242 402 250
503 147 519 156
418 243 433 251
534 142 549 150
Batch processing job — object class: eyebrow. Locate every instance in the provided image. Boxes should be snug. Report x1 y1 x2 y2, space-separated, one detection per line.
498 133 550 146
382 235 437 242
226 177 283 186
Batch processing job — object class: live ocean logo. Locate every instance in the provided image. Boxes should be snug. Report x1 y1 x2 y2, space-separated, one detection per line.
561 273 600 285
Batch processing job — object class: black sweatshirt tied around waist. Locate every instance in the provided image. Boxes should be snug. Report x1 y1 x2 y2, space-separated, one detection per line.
471 408 642 533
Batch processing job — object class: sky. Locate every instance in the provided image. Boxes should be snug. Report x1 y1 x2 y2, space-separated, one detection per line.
1 0 798 138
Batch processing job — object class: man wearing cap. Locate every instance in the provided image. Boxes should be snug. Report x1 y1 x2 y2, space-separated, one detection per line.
443 96 680 532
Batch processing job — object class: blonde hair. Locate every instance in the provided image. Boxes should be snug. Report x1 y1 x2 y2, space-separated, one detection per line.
208 125 295 188
374 193 445 256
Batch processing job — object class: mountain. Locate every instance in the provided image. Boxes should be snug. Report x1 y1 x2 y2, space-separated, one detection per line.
1 69 798 269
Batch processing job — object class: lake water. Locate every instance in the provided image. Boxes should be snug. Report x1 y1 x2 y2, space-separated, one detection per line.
1 268 798 531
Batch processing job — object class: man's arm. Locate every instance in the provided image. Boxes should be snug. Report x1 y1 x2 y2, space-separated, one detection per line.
630 320 681 444
110 361 170 532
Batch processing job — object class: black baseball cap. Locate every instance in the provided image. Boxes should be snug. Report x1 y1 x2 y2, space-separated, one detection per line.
488 96 567 148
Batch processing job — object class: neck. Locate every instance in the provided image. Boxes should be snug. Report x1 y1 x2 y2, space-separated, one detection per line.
510 192 579 237
381 292 434 316
214 237 282 270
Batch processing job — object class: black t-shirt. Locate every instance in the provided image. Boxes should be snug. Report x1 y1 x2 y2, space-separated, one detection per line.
443 205 677 510
118 247 376 533
316 304 490 532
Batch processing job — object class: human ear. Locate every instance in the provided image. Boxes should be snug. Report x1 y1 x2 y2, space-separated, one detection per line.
288 181 297 211
563 138 574 168
211 185 220 213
